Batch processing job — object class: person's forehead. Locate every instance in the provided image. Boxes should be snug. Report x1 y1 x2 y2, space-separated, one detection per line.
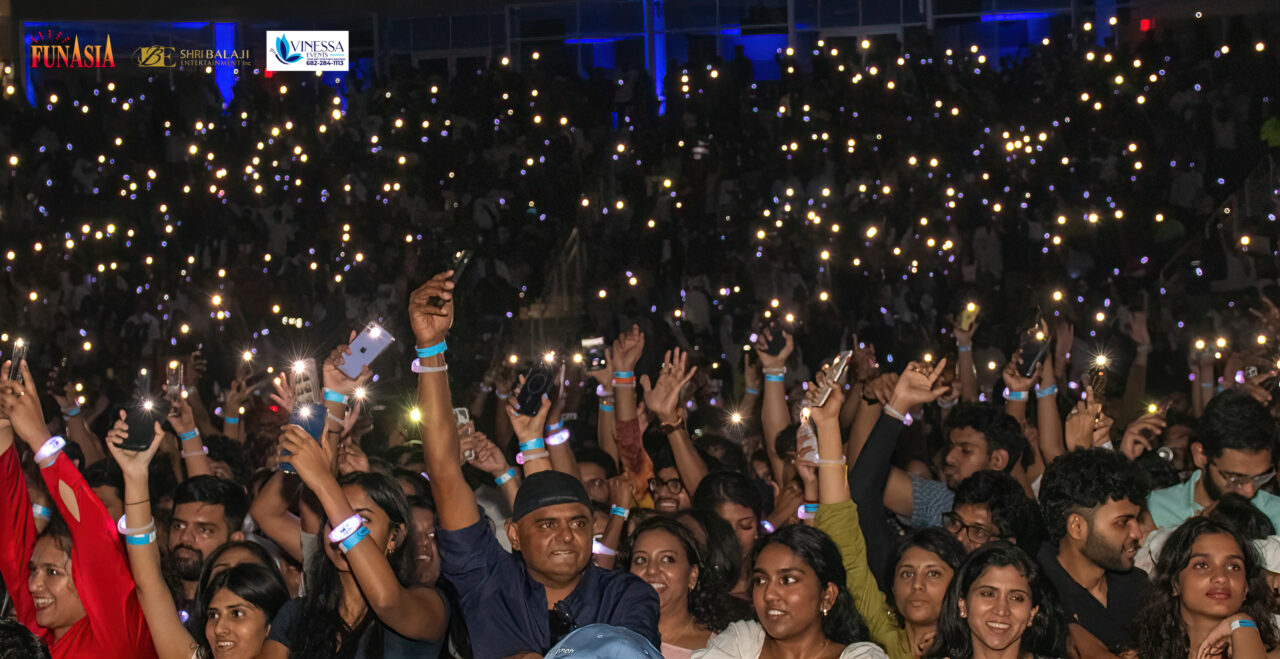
1215 448 1272 472
953 502 992 524
174 501 227 522
950 427 987 446
578 462 606 478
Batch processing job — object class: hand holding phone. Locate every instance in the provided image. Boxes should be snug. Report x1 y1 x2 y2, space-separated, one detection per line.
515 365 554 416
280 402 326 474
7 339 28 383
429 250 473 307
339 322 396 379
118 399 171 452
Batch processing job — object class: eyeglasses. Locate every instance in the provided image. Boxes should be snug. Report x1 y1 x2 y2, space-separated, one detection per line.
941 512 1004 546
649 477 685 495
582 477 607 491
1210 461 1276 489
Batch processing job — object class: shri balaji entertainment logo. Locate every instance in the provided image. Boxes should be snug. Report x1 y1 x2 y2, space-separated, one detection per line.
28 29 116 68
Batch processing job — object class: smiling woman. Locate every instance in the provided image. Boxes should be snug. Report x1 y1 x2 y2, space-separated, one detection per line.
927 543 1066 659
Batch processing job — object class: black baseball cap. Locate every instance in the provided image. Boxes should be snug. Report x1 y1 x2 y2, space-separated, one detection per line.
512 471 593 521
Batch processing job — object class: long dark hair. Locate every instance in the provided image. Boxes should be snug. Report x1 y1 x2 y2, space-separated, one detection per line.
750 525 869 646
1131 517 1278 659
928 542 1066 659
288 472 415 659
885 527 966 626
196 564 290 659
619 515 739 632
187 540 282 638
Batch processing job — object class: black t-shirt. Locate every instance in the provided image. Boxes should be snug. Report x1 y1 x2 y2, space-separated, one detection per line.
267 598 444 659
1037 544 1148 652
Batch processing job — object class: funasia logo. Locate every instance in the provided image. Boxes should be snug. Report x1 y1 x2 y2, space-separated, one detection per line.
28 29 116 68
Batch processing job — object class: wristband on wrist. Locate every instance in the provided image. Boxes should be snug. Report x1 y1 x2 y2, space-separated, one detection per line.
124 530 157 546
612 379 636 388
519 438 546 452
592 539 617 556
1036 384 1058 399
35 436 66 468
595 383 611 398
561 412 578 422
340 525 372 553
32 504 53 520
546 429 571 446
760 520 776 534
938 397 958 409
1003 388 1029 402
545 420 564 432
416 341 448 359
181 447 209 458
328 514 364 544
117 515 157 537
796 504 811 520
610 505 630 519
516 450 549 464
883 404 914 426
762 367 787 375
178 429 199 442
323 389 349 405
1136 344 1153 354
495 392 510 400
495 467 517 486
612 371 635 379
411 360 448 374
599 403 614 412
814 457 847 465
957 345 972 353
62 406 82 418
745 387 760 395
1232 619 1258 632
764 374 784 383
224 416 239 425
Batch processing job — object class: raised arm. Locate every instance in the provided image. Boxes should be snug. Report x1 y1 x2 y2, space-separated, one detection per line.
281 425 447 642
169 398 213 479
543 364 581 480
505 385 554 477
865 361 949 518
3 360 154 657
756 329 795 484
845 372 896 466
641 348 707 494
954 321 980 403
0 367 40 640
413 271 481 532
219 376 248 442
611 326 654 496
50 376 105 466
1035 352 1066 465
107 414 200 659
249 469 304 562
588 355 618 465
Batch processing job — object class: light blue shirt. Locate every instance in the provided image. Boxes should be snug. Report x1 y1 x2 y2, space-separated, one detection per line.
1148 469 1280 531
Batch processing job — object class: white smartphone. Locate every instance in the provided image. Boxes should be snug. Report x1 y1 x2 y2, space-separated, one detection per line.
340 322 396 379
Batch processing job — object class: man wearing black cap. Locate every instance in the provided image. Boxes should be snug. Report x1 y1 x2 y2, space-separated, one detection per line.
410 272 660 658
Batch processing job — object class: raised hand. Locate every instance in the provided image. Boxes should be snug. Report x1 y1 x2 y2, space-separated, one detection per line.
609 473 636 510
743 351 762 392
612 325 645 372
865 372 899 404
805 366 845 425
640 348 698 425
1001 357 1038 394
336 437 370 475
851 336 879 382
409 271 456 348
1124 311 1151 347
279 424 335 487
1119 411 1165 460
105 410 164 480
184 350 207 389
887 359 950 412
169 397 197 435
268 376 296 415
463 433 508 475
505 376 552 440
224 375 249 417
753 328 794 370
0 360 50 446
324 330 373 396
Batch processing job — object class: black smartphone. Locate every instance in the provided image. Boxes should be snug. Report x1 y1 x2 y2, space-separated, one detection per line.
118 399 171 452
280 402 326 474
757 323 786 356
49 356 70 392
7 339 28 383
1016 318 1051 379
429 249 474 307
515 364 554 416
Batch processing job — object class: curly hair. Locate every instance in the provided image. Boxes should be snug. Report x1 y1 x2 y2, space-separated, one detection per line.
927 542 1067 659
1039 448 1149 541
750 525 870 646
1131 517 1279 659
944 403 1026 472
954 470 1045 552
618 515 739 632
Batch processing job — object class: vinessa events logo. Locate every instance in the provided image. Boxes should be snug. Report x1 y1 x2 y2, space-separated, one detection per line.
28 29 115 68
267 31 348 71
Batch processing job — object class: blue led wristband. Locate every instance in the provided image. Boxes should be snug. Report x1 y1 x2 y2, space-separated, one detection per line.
764 374 784 383
519 438 546 452
124 531 157 546
495 468 517 486
323 389 349 405
178 429 199 441
1036 384 1058 399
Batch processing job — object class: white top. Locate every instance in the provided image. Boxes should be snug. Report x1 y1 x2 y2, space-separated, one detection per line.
692 621 888 659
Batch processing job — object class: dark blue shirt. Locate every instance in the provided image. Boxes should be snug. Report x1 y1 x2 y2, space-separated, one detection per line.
267 597 444 659
436 517 660 657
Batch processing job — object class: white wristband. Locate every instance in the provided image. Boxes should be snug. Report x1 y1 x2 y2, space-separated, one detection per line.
35 436 66 467
328 514 364 543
